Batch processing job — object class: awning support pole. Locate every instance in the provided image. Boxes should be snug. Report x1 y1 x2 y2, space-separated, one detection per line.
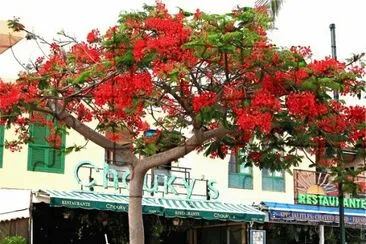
319 225 324 244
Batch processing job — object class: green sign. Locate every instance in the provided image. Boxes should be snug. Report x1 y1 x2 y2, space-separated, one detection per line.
50 198 162 215
164 208 264 222
48 192 265 223
74 161 220 200
297 193 366 209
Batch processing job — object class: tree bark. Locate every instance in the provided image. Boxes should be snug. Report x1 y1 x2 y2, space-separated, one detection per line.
139 127 229 171
128 169 146 244
47 100 138 164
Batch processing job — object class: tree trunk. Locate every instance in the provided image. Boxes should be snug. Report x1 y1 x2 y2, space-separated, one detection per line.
128 169 145 244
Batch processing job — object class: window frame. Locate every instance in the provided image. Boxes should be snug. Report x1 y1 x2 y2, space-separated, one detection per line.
27 124 66 174
228 153 253 190
262 168 285 192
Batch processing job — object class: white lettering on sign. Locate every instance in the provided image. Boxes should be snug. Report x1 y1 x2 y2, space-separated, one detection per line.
214 213 229 219
174 210 200 216
105 203 127 211
61 200 91 207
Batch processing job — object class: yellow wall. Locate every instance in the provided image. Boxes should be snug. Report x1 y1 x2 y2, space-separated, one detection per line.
0 121 316 206
0 124 105 190
179 150 314 205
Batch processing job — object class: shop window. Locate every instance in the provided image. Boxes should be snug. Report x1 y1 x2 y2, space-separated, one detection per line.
262 169 285 192
0 126 4 168
155 162 172 186
27 124 66 174
105 149 126 166
228 152 253 189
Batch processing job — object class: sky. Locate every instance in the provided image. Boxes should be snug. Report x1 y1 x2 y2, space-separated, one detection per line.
1 0 366 104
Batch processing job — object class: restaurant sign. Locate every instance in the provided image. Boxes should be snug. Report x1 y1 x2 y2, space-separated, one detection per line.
50 198 162 215
297 193 366 209
73 161 219 200
294 170 366 209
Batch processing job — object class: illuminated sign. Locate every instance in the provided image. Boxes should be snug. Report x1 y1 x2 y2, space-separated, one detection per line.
297 193 366 209
74 161 219 200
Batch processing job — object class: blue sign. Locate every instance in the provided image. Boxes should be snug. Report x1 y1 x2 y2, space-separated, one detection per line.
269 210 366 226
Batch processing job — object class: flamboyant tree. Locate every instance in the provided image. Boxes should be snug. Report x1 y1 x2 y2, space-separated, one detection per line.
2 2 366 244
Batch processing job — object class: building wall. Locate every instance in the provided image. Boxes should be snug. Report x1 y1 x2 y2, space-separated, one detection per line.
0 119 322 207
0 121 316 206
178 151 314 205
0 124 105 191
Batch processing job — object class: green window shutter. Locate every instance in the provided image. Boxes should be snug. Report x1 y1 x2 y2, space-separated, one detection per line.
32 125 48 145
28 146 48 172
0 126 4 168
27 124 66 174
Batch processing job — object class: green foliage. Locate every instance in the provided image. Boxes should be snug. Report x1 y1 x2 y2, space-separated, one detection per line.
74 70 92 84
1 236 26 244
196 106 223 125
135 130 185 157
116 50 135 68
7 18 24 32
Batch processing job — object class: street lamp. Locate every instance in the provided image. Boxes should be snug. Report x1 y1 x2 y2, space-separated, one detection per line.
329 23 346 244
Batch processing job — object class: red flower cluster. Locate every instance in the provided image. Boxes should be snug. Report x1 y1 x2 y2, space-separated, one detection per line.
318 115 347 133
344 106 366 124
290 46 312 58
71 43 100 64
192 91 216 113
87 29 100 43
349 129 366 146
286 92 327 119
251 90 281 112
308 57 345 75
76 103 93 122
46 132 62 149
93 72 152 118
222 84 246 107
0 80 20 111
236 109 272 134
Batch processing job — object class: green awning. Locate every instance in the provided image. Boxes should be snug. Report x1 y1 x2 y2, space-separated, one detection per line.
160 198 264 222
43 190 163 215
37 190 264 223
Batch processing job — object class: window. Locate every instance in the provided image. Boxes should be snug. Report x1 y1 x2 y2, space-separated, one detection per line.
0 126 4 168
228 152 253 189
27 124 66 174
262 169 285 192
105 149 125 165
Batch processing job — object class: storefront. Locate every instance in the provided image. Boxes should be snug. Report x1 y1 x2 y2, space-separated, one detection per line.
29 161 265 244
258 169 366 244
31 189 265 244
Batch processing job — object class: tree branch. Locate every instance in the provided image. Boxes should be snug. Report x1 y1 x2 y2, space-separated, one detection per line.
47 100 138 164
138 127 228 172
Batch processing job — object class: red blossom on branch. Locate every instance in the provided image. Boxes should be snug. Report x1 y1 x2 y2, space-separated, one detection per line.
192 91 216 113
